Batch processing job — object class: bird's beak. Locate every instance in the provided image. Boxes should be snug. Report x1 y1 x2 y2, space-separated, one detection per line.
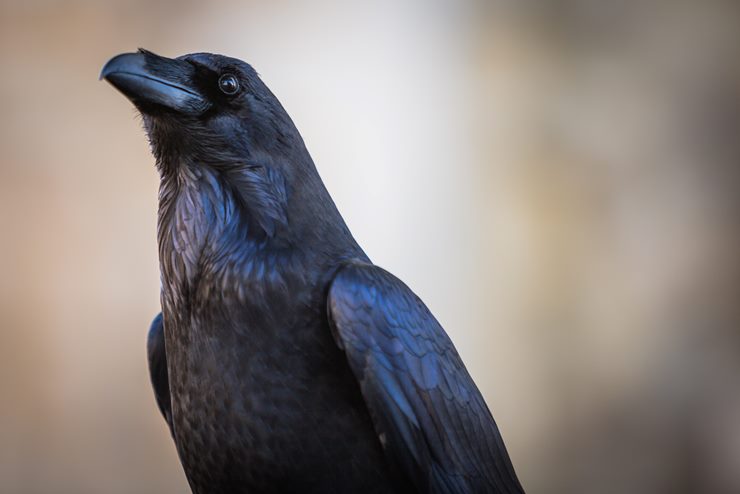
100 49 209 115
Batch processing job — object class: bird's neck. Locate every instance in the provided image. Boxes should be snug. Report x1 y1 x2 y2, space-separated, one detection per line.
156 160 364 312
157 165 231 294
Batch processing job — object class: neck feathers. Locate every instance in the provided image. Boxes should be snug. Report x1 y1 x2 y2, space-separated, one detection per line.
156 158 363 308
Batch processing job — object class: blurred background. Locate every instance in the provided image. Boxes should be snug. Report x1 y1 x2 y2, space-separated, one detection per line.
1 0 739 492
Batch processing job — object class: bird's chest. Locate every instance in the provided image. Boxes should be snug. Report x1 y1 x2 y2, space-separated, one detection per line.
160 248 346 488
160 230 317 410
163 292 373 493
163 272 314 480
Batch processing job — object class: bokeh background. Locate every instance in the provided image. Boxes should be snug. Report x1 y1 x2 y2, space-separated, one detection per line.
1 0 739 492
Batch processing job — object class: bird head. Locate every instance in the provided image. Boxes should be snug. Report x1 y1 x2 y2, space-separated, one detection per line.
100 49 354 246
100 49 302 167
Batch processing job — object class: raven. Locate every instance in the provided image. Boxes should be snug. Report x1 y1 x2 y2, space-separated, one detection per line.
101 49 525 494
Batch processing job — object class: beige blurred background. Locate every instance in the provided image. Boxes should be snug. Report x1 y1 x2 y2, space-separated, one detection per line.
1 0 739 492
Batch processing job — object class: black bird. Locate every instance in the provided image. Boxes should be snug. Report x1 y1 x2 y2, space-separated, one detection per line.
101 49 525 494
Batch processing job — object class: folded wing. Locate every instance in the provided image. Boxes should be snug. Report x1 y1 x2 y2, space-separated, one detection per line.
327 262 524 494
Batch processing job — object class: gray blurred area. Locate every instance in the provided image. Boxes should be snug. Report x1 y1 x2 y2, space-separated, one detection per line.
1 0 739 493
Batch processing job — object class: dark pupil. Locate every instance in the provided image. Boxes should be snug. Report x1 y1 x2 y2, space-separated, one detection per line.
219 74 239 95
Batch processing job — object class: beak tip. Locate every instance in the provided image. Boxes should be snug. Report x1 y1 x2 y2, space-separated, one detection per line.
100 52 145 83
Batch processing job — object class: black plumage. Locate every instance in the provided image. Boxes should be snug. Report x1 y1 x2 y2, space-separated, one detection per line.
102 49 525 494
147 313 172 434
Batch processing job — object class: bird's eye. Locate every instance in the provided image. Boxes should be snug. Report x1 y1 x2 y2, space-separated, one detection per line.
218 74 240 95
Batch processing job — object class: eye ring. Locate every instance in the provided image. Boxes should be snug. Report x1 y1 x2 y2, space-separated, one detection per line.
218 73 240 95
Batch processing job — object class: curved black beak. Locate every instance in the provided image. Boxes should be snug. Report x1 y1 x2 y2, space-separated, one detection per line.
101 49 209 115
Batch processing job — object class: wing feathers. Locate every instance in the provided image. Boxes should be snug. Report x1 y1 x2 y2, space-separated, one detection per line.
328 261 525 494
147 313 174 436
